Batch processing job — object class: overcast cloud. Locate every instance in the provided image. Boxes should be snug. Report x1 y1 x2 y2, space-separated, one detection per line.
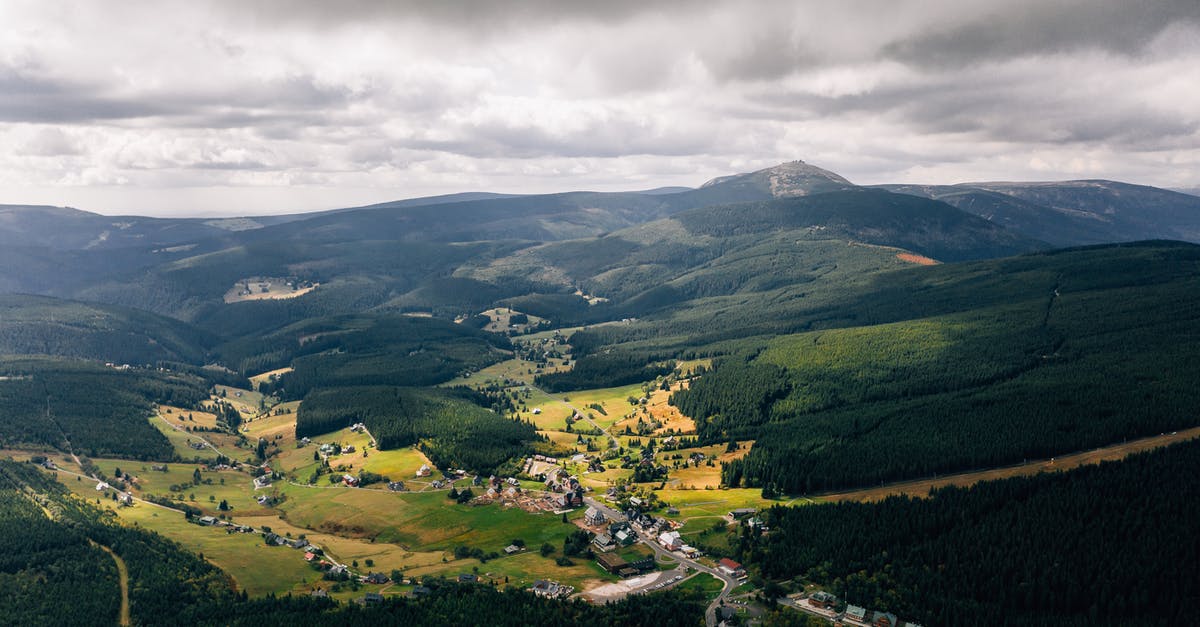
0 0 1197 216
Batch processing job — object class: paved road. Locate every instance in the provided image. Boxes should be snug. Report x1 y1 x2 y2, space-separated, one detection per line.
584 497 737 626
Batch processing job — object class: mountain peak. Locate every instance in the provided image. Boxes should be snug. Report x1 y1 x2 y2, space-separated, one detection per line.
700 160 854 197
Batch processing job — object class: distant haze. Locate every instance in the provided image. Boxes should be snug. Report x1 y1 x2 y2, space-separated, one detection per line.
0 0 1197 216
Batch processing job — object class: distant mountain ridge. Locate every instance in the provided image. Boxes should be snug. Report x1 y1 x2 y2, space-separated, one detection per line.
1 160 1197 331
879 179 1200 246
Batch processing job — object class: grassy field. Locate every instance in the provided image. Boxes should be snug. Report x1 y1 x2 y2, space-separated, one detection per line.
358 447 433 481
159 404 220 429
477 307 548 334
276 484 585 550
672 572 726 598
148 415 222 462
655 487 780 524
212 385 276 418
611 382 695 437
656 442 753 490
403 546 615 591
248 367 294 389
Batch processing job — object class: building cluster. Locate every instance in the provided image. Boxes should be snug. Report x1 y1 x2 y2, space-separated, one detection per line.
799 591 920 627
482 474 523 500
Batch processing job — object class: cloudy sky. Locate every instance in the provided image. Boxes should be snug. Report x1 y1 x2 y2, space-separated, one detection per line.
1 0 1198 216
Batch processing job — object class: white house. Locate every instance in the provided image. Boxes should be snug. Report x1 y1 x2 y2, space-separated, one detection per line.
657 530 683 551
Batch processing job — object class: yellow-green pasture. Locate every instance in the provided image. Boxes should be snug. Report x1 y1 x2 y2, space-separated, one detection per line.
405 548 616 592
83 457 272 518
248 367 294 389
276 483 586 552
476 307 548 334
212 385 277 418
148 415 224 462
655 441 753 490
655 487 781 526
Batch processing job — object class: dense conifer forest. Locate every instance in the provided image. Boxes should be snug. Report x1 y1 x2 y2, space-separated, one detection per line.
0 357 209 459
734 441 1200 626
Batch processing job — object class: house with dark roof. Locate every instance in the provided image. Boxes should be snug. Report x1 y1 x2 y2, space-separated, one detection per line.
596 552 629 575
530 580 560 598
458 573 478 583
364 572 389 584
361 592 383 605
809 590 836 609
628 556 656 572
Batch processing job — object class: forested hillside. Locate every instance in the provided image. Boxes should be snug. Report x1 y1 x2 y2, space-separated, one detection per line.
0 357 208 459
667 242 1200 492
0 294 213 365
739 440 1200 626
219 314 510 398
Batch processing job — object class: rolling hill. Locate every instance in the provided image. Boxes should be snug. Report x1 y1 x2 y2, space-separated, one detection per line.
0 294 214 365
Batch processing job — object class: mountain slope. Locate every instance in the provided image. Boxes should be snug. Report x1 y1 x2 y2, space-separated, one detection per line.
665 241 1200 493
881 180 1200 246
463 188 1043 315
0 294 214 365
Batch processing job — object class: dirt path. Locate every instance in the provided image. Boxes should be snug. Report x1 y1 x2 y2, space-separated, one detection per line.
92 542 131 626
20 486 131 625
814 426 1200 503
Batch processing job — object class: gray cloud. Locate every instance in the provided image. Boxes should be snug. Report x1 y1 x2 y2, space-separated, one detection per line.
884 0 1200 68
0 0 1197 215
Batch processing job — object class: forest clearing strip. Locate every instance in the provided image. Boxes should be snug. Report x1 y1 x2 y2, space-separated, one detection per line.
91 541 131 626
813 425 1200 503
20 487 130 625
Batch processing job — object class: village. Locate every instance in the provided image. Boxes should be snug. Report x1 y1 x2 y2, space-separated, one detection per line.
9 330 923 627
